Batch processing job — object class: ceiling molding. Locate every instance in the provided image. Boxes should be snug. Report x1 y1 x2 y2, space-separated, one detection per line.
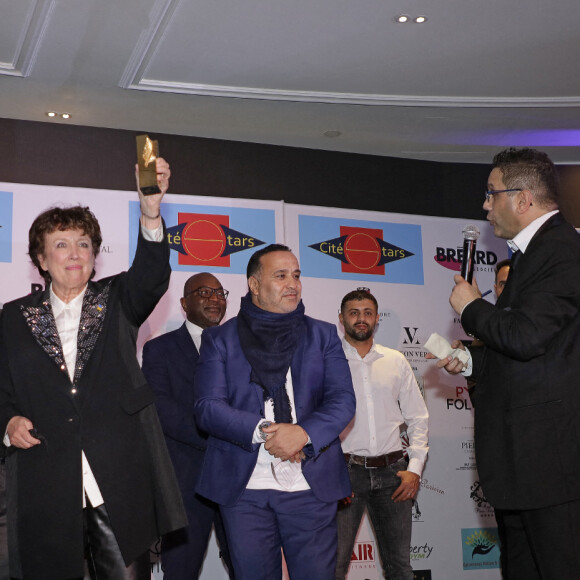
0 0 55 77
119 0 580 110
2 0 579 163
119 0 181 89
126 78 580 108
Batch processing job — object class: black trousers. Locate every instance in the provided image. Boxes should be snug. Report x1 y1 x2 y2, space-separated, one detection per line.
495 498 580 580
83 504 150 580
0 461 8 580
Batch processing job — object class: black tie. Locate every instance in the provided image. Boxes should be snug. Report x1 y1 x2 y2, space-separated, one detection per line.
509 249 521 272
500 250 520 302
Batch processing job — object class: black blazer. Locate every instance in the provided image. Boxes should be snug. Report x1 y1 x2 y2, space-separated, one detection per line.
463 212 580 510
0 228 186 579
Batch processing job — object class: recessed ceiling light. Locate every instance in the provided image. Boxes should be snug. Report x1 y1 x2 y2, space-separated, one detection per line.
324 130 342 138
395 15 409 23
415 16 427 23
46 111 73 119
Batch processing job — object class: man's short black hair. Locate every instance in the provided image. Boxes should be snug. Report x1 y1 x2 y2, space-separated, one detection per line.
492 147 559 208
495 258 511 283
340 289 378 313
246 243 292 279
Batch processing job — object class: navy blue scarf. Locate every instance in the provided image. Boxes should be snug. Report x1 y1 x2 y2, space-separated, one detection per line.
237 292 306 424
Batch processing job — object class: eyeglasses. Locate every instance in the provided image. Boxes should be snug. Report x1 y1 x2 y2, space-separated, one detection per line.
356 287 370 293
184 286 229 300
484 189 522 203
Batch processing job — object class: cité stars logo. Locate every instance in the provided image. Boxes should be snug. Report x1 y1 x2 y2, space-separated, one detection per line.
128 202 276 274
300 215 423 284
309 225 414 275
167 212 265 267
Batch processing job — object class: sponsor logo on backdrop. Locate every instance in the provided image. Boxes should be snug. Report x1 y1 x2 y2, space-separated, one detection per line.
411 499 424 522
399 326 429 369
447 385 473 412
413 571 432 580
470 481 495 519
0 191 14 263
129 202 276 274
411 479 445 523
398 326 427 402
299 215 423 284
410 543 434 562
310 225 414 274
461 528 500 570
167 213 265 267
349 541 377 572
420 478 445 496
456 438 477 471
434 245 498 274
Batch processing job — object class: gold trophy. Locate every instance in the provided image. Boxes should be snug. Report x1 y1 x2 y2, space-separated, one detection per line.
136 134 161 195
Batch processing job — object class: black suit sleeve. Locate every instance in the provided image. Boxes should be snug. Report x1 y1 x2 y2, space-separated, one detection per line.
121 221 171 327
462 227 580 362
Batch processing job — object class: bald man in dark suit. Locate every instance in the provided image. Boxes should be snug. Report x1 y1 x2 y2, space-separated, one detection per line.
142 273 233 579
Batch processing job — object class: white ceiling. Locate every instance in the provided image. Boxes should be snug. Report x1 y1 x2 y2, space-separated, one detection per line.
1 0 580 164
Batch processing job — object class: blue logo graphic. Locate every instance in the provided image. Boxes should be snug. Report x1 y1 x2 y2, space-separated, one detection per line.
299 215 423 284
128 202 276 274
461 528 500 570
0 191 13 263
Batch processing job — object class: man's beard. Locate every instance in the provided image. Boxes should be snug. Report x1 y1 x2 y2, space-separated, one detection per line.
346 324 374 342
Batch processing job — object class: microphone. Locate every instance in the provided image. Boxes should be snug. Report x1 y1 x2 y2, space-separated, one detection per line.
461 225 480 283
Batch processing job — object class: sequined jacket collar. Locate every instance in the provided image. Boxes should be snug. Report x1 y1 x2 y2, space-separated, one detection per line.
19 281 111 384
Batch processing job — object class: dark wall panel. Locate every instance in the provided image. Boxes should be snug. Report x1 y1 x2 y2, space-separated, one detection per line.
2 118 576 224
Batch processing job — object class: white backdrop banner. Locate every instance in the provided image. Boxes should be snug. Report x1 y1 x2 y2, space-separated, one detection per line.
0 183 508 580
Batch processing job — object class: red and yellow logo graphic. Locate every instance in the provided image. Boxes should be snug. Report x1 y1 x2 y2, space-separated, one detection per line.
341 226 385 275
309 225 413 275
167 212 265 267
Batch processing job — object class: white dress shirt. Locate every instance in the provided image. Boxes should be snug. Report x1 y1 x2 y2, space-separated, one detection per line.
185 319 203 352
247 369 310 492
507 209 558 254
340 338 429 476
51 286 105 507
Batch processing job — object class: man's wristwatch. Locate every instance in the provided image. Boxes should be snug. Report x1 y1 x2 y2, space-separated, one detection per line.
258 421 271 442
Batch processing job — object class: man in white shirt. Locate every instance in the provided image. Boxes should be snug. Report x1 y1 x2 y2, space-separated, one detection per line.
335 289 428 580
142 273 234 579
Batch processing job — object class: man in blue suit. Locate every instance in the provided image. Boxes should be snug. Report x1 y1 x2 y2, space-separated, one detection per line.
142 273 234 579
194 244 356 580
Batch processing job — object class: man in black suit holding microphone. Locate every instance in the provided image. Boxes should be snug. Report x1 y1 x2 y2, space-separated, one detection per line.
432 148 580 579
